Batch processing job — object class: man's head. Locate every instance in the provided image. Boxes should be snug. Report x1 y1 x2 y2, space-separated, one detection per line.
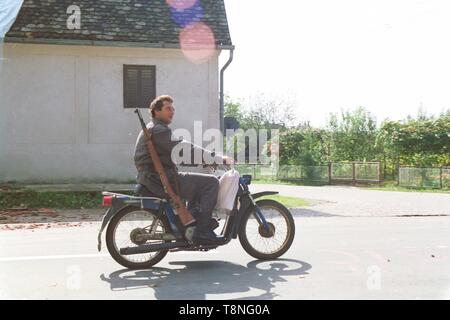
149 95 175 124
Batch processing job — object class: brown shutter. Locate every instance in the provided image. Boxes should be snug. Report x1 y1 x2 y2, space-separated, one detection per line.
139 66 156 109
123 65 156 108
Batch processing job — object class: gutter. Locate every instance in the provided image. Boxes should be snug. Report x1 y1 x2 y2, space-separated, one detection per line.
219 46 234 133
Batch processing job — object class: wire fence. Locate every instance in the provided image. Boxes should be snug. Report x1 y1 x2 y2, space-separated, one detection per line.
277 165 329 182
399 167 450 189
234 163 449 189
235 162 382 184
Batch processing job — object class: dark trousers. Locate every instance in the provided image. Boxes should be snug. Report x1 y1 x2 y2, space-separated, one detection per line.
136 172 219 233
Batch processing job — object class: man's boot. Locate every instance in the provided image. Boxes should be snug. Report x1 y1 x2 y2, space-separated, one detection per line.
194 229 226 245
193 212 225 245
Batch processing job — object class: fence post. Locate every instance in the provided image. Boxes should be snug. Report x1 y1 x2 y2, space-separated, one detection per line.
378 162 383 186
440 166 443 189
328 162 332 185
352 162 356 185
253 164 256 180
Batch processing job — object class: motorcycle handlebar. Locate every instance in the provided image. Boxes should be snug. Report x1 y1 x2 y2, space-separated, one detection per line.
203 163 232 171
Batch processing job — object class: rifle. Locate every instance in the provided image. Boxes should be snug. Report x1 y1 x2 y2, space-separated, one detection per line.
134 109 196 226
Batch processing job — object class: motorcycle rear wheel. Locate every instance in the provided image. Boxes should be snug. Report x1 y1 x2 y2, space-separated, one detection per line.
105 206 170 269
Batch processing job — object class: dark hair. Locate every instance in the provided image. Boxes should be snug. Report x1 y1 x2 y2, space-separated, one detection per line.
149 95 173 117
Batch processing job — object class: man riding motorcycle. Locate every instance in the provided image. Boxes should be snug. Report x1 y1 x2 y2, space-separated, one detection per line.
133 95 233 245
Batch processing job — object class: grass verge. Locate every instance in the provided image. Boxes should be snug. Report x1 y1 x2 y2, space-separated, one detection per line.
367 182 450 194
258 195 309 208
0 190 133 209
252 179 328 186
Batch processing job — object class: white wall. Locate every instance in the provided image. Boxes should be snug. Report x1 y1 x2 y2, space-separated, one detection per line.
0 43 220 183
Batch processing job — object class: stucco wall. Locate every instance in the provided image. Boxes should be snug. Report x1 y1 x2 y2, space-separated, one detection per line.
0 43 220 183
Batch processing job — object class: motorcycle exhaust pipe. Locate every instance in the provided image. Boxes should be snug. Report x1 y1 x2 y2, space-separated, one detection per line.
119 241 188 255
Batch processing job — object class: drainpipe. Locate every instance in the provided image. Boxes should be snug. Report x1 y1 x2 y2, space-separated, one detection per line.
219 46 234 133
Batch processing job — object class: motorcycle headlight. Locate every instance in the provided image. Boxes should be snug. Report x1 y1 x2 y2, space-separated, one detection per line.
241 174 252 185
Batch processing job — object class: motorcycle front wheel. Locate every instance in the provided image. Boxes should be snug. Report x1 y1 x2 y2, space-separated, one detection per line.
238 199 295 260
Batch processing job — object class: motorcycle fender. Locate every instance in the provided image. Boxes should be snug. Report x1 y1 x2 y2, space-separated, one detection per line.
251 191 279 199
97 206 120 252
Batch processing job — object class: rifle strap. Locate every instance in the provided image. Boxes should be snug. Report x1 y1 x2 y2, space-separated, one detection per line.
173 167 181 199
150 123 182 200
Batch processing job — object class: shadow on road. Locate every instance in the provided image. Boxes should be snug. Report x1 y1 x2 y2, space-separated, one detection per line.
290 208 340 218
100 258 311 300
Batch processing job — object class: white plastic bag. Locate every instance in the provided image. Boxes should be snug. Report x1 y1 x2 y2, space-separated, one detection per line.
215 169 240 211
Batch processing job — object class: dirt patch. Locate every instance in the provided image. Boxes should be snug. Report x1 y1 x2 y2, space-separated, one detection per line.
0 222 89 231
0 208 106 230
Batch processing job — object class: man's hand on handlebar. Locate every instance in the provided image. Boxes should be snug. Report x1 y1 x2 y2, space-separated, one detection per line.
222 156 234 165
203 155 234 172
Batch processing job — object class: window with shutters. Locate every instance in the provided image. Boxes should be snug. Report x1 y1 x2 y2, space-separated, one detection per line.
123 65 156 108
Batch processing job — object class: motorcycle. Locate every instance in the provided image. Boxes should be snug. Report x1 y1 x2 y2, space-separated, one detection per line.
97 166 296 269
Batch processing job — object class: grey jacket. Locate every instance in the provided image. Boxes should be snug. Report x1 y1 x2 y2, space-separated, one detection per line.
133 118 221 196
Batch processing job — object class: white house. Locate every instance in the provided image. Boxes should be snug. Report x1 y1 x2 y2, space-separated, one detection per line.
0 0 233 183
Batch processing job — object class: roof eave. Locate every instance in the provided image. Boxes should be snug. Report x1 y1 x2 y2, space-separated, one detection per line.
3 37 234 50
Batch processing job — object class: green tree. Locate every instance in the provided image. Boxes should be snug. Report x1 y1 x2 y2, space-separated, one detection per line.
279 128 329 166
224 95 245 126
224 94 297 131
327 106 379 162
378 114 450 168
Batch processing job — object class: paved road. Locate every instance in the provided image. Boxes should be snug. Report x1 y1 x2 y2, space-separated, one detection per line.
250 184 450 217
1 215 449 300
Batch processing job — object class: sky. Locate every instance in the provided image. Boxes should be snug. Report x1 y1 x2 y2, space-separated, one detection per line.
221 0 450 127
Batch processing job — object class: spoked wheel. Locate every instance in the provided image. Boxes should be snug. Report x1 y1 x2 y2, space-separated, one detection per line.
238 199 295 260
105 206 170 269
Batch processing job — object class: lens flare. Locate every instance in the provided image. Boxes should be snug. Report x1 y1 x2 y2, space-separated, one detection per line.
166 0 197 10
179 22 216 64
169 0 203 28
